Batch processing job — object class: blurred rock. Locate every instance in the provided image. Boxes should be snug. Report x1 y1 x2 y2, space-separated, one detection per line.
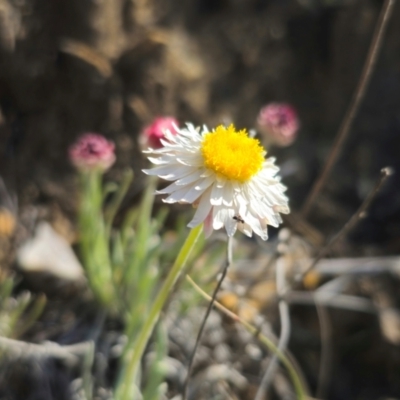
379 308 400 345
0 0 22 52
17 221 84 281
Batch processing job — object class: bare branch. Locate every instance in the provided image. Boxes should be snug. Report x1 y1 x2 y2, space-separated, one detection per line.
182 236 233 400
301 167 393 278
301 0 397 217
254 257 291 400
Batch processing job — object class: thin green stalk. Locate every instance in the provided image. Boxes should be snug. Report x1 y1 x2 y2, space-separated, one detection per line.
105 169 134 235
122 176 159 342
246 319 305 399
116 224 203 400
125 176 158 293
182 236 233 399
79 170 115 308
186 275 308 400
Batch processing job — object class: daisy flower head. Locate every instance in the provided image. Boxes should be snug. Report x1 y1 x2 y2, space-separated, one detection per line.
143 123 289 240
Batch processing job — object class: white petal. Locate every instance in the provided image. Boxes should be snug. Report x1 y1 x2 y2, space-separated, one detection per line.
203 210 214 238
162 185 194 203
143 165 182 179
210 183 225 206
225 214 238 237
157 181 181 195
200 169 214 178
194 175 214 191
147 157 169 165
212 207 224 230
177 154 204 167
175 169 204 186
143 168 160 176
163 181 207 204
238 222 253 237
160 167 196 181
274 204 290 214
244 211 267 240
221 181 234 206
212 207 233 230
181 184 208 203
188 188 213 227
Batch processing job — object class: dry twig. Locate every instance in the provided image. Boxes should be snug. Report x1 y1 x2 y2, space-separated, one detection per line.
254 256 291 400
301 0 397 217
182 236 233 400
301 167 393 278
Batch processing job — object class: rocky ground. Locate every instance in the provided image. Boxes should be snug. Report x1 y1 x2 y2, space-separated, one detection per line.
1 0 400 399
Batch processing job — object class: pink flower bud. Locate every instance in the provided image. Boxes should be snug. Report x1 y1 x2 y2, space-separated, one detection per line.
257 103 299 147
69 133 115 171
140 117 179 149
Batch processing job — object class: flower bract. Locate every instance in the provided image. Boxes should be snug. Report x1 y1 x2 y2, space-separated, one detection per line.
143 123 289 240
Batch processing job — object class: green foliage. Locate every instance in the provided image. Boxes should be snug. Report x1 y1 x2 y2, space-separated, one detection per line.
76 167 203 400
0 274 46 339
75 165 307 400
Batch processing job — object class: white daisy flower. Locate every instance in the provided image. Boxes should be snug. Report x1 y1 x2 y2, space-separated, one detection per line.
143 123 289 240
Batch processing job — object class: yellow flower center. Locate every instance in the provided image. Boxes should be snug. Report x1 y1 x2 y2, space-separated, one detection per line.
201 124 265 182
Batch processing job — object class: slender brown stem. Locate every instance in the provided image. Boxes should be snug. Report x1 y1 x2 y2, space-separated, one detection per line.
301 0 397 217
185 275 312 398
284 291 375 313
315 303 332 399
254 257 291 400
182 236 233 400
301 167 393 278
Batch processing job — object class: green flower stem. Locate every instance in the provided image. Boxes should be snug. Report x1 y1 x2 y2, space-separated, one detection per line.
105 169 134 235
186 274 308 400
242 313 306 399
122 176 158 343
126 175 158 289
79 170 115 308
116 224 203 400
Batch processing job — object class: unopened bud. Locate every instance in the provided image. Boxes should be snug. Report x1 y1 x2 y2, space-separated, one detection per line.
140 116 179 149
257 103 299 147
69 133 115 172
